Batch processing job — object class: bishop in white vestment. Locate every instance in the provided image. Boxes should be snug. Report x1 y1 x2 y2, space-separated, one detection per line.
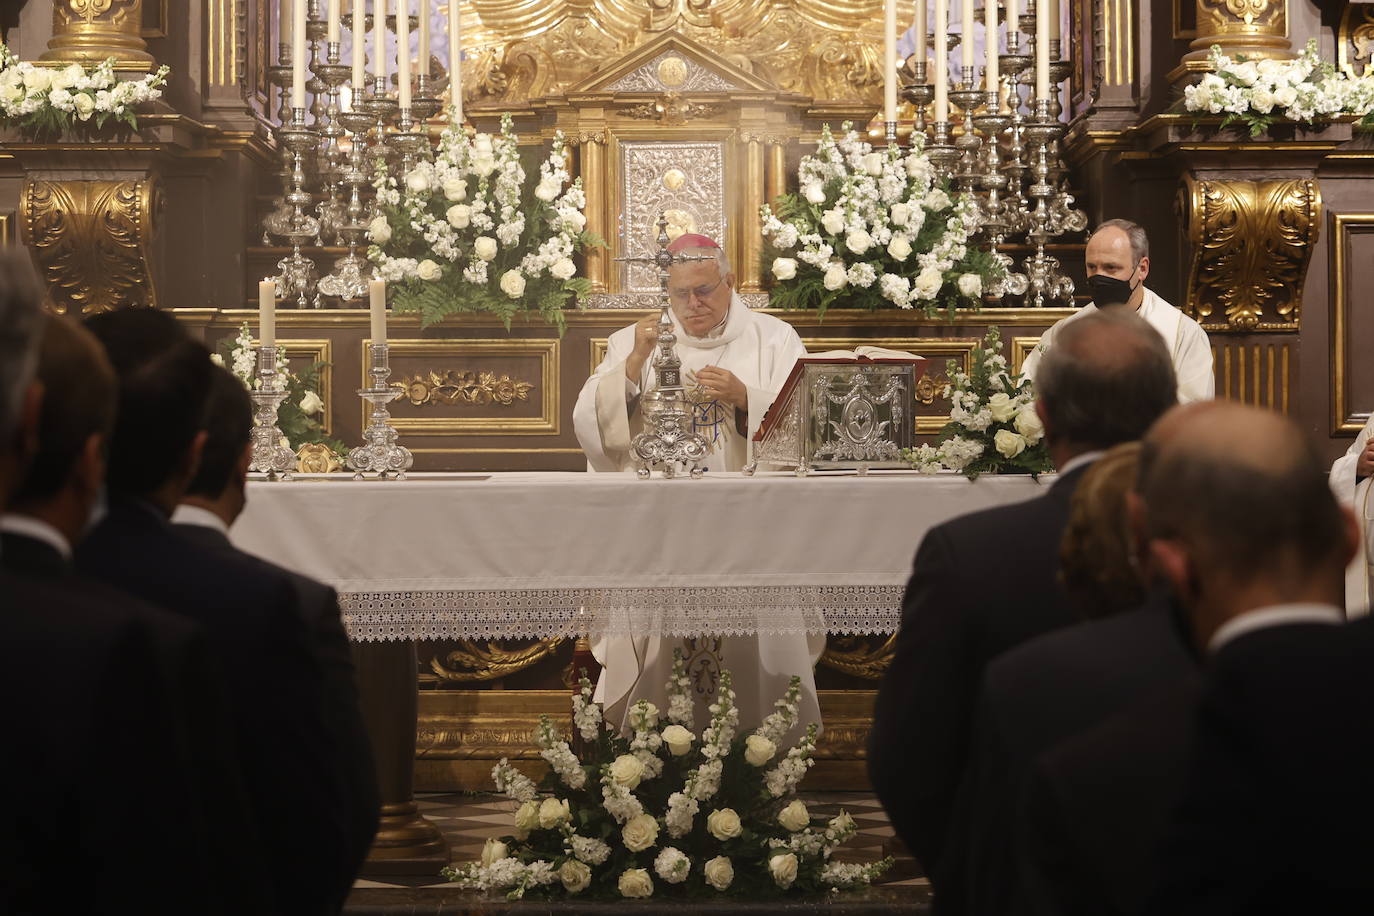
1330 412 1374 616
1021 220 1215 404
572 234 821 737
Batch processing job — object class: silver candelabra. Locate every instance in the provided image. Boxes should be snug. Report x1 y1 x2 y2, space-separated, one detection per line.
347 342 414 479
248 345 297 480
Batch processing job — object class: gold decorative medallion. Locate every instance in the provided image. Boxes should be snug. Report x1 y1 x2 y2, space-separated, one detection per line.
657 55 688 87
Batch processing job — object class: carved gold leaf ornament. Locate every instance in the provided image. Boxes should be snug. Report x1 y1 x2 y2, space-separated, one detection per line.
818 634 895 680
69 0 115 21
430 638 566 682
295 442 343 473
396 369 535 407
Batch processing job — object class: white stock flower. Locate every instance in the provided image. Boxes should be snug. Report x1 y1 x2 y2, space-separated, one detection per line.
887 235 912 261
570 834 611 865
769 852 799 888
820 209 846 235
994 428 1028 459
662 724 694 756
913 266 943 298
446 204 471 228
706 807 742 840
499 269 527 298
1014 405 1044 445
417 259 442 281
550 257 577 280
988 392 1016 423
654 847 690 884
559 859 591 894
778 799 810 832
744 734 777 766
480 838 508 867
535 178 561 202
619 868 654 898
474 236 498 261
298 390 324 415
822 263 848 291
958 273 983 298
772 257 797 280
704 856 734 891
924 188 951 210
367 215 391 245
622 813 659 852
802 182 827 205
845 229 873 255
609 753 645 789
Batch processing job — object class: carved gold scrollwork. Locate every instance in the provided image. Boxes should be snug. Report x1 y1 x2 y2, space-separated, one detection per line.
396 369 535 407
914 373 951 407
1339 4 1374 77
22 177 161 314
818 634 896 680
45 0 153 66
620 92 724 124
430 638 566 682
295 442 343 473
1180 175 1319 332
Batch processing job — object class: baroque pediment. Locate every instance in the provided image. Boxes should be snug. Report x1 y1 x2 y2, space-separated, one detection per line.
572 31 776 95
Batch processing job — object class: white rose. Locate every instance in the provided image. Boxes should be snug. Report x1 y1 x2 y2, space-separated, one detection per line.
994 428 1028 459
845 229 873 255
706 807 742 840
958 273 983 299
771 257 797 280
472 134 494 154
778 799 810 832
803 182 827 205
862 152 884 176
618 868 654 898
538 797 570 829
471 152 497 177
1231 61 1258 85
480 837 508 867
1014 405 1044 445
514 800 540 835
988 392 1016 423
622 813 659 852
60 64 83 89
924 188 951 210
298 390 324 415
1250 87 1276 114
744 734 777 766
24 68 52 93
535 178 561 202
769 852 799 888
890 202 912 226
887 235 912 261
704 855 734 891
210 353 226 368
474 236 498 261
417 259 442 281
820 209 846 236
550 257 577 281
72 91 95 121
499 269 527 298
442 177 468 201
914 266 943 298
822 263 848 291
404 170 430 194
661 724 694 756
1274 85 1298 108
560 859 591 894
368 216 391 245
446 204 471 228
609 753 645 789
829 811 856 834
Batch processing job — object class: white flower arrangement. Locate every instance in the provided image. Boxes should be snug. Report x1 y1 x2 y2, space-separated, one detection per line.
443 651 891 900
0 45 168 137
217 323 341 456
904 326 1052 480
760 122 1004 318
1182 39 1374 138
368 113 600 331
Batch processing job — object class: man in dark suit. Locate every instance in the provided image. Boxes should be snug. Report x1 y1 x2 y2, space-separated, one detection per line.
1 312 273 912
172 365 380 899
869 307 1178 891
77 308 366 914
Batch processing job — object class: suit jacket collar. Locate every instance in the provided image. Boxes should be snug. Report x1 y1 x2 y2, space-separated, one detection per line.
0 530 70 578
172 520 234 553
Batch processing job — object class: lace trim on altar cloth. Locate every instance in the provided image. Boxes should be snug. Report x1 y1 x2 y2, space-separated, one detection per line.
339 584 904 642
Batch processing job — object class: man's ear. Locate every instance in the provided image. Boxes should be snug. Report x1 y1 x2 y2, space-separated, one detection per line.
724 271 736 291
1034 398 1052 441
1147 537 1192 603
1137 255 1151 283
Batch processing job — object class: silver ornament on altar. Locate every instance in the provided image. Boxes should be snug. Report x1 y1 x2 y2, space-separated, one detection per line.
347 342 414 479
248 345 297 480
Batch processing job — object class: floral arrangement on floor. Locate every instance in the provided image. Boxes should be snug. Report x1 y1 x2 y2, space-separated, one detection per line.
1182 39 1374 138
760 122 1004 319
215 323 345 457
443 653 891 900
0 45 169 137
904 327 1051 480
368 113 600 332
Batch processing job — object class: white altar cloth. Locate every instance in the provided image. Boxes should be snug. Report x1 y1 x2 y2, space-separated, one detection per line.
231 471 1049 642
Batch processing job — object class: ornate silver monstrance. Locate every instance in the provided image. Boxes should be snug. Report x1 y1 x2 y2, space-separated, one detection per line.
615 214 715 479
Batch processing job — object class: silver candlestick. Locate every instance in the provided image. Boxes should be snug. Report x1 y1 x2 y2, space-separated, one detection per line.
319 86 377 302
273 108 322 307
347 342 413 479
901 59 933 141
249 345 297 480
313 41 351 248
1021 99 1074 306
262 45 295 244
926 119 959 180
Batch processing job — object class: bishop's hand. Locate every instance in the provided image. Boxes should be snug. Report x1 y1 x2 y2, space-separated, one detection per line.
1357 438 1374 480
693 366 748 411
625 313 661 382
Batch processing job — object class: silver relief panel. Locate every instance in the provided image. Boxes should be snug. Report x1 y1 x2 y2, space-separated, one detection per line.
605 52 740 94
619 141 726 294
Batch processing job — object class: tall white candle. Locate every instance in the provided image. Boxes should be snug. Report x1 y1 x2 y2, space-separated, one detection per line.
418 0 429 80
351 0 366 87
327 0 340 42
291 0 307 109
915 0 927 68
884 0 897 125
398 0 411 108
449 0 462 122
259 281 277 347
1035 0 1049 101
376 0 388 89
985 0 998 90
1006 0 1019 44
369 279 387 342
961 0 975 70
934 0 948 121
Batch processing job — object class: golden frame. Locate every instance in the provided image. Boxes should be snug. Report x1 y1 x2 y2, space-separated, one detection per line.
1330 213 1374 435
0 211 13 245
364 338 559 436
251 338 333 435
1011 336 1042 376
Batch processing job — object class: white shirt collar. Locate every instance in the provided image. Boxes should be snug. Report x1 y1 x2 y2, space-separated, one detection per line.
0 514 72 561
1058 450 1107 477
1208 602 1345 654
170 503 231 536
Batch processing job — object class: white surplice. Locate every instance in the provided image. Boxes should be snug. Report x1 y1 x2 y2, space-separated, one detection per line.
573 294 824 739
1020 288 1216 404
1330 413 1374 617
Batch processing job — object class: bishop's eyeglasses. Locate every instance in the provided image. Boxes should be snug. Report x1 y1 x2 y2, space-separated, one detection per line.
667 276 726 306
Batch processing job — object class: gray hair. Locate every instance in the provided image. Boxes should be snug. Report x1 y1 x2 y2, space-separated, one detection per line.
0 250 45 443
1037 308 1177 450
674 245 732 279
1092 218 1149 264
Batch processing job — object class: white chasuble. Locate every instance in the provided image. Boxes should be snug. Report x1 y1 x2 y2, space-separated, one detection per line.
573 295 823 739
1021 288 1216 404
1330 413 1374 617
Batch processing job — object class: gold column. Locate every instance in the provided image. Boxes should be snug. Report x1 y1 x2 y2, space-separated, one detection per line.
577 133 609 294
739 133 766 294
1180 0 1291 72
765 139 787 209
42 0 155 69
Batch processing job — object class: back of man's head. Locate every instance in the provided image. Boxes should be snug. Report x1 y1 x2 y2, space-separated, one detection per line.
0 250 45 446
84 308 213 499
9 315 117 509
185 366 254 504
1036 308 1177 451
1141 404 1349 587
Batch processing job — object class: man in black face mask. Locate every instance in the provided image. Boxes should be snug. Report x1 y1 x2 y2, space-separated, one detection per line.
1022 218 1215 404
